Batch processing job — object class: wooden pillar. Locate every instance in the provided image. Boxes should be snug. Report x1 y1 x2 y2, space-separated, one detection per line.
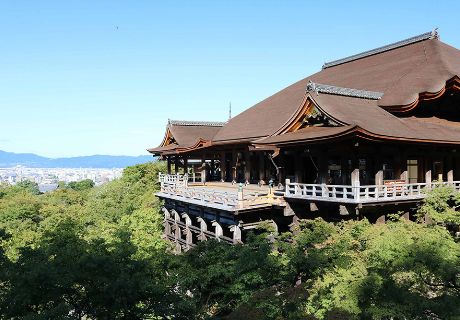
244 150 251 184
425 157 432 187
399 151 408 183
211 158 215 181
181 213 193 249
167 156 172 174
162 208 171 238
317 151 328 184
375 167 383 185
447 156 454 184
201 154 206 184
259 152 266 183
232 149 237 183
394 153 402 180
351 168 360 186
294 150 302 183
400 163 408 183
173 210 182 253
183 156 188 175
230 225 242 244
454 155 460 181
197 217 207 241
341 157 348 185
278 152 286 185
212 221 223 239
174 156 179 174
351 156 360 187
220 152 226 182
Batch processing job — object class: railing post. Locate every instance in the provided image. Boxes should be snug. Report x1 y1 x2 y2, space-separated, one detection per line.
321 184 327 197
354 186 360 202
238 183 244 208
285 179 290 195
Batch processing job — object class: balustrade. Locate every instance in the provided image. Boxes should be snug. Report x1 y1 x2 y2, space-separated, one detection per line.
158 173 282 210
285 180 460 203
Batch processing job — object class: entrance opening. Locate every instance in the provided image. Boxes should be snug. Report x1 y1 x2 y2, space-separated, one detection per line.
407 159 418 183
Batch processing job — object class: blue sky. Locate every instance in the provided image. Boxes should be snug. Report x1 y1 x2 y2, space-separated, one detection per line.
0 1 459 157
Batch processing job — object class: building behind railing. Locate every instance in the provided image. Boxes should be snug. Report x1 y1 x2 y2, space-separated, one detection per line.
150 31 460 250
156 172 460 251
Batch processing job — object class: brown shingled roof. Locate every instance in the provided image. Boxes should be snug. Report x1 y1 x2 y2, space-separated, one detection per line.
151 31 460 152
147 120 224 155
213 32 460 143
255 92 460 146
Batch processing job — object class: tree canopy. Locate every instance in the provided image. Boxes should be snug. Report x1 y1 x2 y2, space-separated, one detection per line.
0 161 458 319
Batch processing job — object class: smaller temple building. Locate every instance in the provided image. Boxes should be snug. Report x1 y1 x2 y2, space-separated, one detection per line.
149 30 460 250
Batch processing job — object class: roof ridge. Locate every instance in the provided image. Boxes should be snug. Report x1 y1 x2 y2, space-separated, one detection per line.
322 29 439 69
306 81 383 100
168 119 226 127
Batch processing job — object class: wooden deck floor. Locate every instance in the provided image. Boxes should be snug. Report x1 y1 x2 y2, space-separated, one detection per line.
188 182 272 195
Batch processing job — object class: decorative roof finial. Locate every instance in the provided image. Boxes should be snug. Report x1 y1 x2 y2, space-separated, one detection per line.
431 28 439 40
306 80 319 95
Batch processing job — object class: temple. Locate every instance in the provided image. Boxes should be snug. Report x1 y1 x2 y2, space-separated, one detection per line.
149 30 460 250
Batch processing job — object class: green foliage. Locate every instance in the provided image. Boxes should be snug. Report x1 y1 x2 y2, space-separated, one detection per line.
0 164 459 319
418 185 460 226
279 218 460 320
65 178 95 191
176 230 285 318
0 220 179 319
15 180 41 195
0 161 184 319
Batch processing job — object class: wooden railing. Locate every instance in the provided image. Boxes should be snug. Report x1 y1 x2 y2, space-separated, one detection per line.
188 172 202 183
161 184 239 208
158 173 188 188
157 173 283 210
285 181 460 203
159 184 282 210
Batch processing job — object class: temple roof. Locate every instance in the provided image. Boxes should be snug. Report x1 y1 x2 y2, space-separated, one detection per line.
147 120 224 155
150 30 460 155
322 30 439 69
255 93 460 146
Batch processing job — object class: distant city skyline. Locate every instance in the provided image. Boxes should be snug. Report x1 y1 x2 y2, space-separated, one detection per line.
1 1 459 157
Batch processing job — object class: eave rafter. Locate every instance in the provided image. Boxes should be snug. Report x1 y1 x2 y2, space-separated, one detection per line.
258 125 460 148
382 76 460 113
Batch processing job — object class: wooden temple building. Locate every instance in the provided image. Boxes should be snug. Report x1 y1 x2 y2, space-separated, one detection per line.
148 30 460 250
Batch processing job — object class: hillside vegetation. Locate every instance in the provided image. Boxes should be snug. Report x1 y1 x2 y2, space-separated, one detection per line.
0 162 458 319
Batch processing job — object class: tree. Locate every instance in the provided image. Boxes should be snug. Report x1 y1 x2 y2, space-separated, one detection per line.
13 180 41 195
176 230 285 318
66 179 95 191
0 220 181 319
418 186 460 233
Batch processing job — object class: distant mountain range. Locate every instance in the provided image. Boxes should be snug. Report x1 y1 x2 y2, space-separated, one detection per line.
0 150 155 168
